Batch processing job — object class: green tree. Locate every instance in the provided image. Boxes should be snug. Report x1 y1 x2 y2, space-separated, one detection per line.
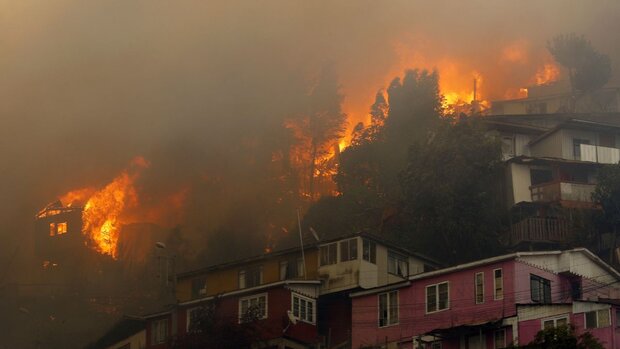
174 301 263 349
518 325 604 349
328 70 443 236
399 119 506 264
592 163 620 262
547 34 612 111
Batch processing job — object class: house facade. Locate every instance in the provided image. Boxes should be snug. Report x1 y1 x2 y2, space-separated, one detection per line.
482 113 620 249
350 248 620 349
142 232 437 349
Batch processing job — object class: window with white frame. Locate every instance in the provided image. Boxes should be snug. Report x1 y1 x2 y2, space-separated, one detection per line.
475 272 484 304
239 265 263 289
340 238 358 262
494 329 506 349
362 239 376 264
426 281 449 313
239 293 267 323
291 293 315 324
320 243 337 266
585 309 610 329
542 316 568 329
378 291 398 327
151 318 169 344
388 251 408 278
494 268 503 300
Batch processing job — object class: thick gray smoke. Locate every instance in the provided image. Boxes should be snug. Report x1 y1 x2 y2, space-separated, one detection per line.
0 1 619 346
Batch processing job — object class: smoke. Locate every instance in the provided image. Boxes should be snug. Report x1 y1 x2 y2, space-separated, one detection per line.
1 1 620 345
0 0 619 266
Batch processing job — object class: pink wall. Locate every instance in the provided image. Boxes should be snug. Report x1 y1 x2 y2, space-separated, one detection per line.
352 260 517 348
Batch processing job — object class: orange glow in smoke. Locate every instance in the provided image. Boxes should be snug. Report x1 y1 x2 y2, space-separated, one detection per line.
534 63 560 85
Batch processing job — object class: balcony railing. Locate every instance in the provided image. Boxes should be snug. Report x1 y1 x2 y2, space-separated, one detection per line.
510 217 571 245
580 144 620 164
530 181 595 203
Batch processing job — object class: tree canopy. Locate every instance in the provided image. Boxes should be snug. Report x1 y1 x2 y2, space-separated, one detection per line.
547 34 612 95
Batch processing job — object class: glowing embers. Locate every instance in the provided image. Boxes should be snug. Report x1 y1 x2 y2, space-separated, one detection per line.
49 222 68 237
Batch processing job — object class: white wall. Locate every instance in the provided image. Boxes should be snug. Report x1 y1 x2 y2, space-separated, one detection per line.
510 163 532 204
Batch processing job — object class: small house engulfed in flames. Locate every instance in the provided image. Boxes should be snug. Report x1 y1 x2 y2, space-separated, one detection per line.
35 200 86 265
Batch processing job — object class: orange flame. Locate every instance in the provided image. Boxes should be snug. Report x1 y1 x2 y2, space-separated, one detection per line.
58 157 150 259
81 157 148 258
534 63 560 85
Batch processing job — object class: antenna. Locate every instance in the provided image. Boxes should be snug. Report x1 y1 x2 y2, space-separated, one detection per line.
297 209 306 279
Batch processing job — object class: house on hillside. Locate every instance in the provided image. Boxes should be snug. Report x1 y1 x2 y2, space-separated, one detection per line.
491 80 620 115
141 232 439 349
350 248 620 349
482 113 620 252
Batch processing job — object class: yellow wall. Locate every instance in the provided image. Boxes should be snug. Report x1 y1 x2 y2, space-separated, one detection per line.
176 248 319 302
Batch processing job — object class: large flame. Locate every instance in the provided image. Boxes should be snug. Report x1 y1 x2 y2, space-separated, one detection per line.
60 157 149 258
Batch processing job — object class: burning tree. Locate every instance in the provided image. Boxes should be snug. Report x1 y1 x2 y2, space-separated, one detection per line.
286 64 347 200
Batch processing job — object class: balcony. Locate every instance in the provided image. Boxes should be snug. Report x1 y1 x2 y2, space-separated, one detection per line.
530 181 595 205
580 144 620 164
509 217 571 245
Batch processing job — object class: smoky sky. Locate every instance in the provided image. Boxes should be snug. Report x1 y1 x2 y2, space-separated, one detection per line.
1 0 620 261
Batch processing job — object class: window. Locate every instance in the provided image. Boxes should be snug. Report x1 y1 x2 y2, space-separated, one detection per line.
542 316 568 329
431 341 442 349
280 258 304 280
378 291 398 327
57 222 67 235
494 329 506 349
362 239 376 264
573 138 591 159
239 266 263 289
426 282 449 313
292 293 315 324
530 168 553 185
585 309 610 329
530 274 551 303
501 136 515 157
475 272 484 304
320 243 337 266
388 251 408 278
191 277 207 298
151 318 168 344
186 307 202 332
49 223 56 236
570 279 582 300
239 293 267 323
494 269 503 300
340 238 358 262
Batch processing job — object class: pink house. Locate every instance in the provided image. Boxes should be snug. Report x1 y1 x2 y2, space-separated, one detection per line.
350 248 620 349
